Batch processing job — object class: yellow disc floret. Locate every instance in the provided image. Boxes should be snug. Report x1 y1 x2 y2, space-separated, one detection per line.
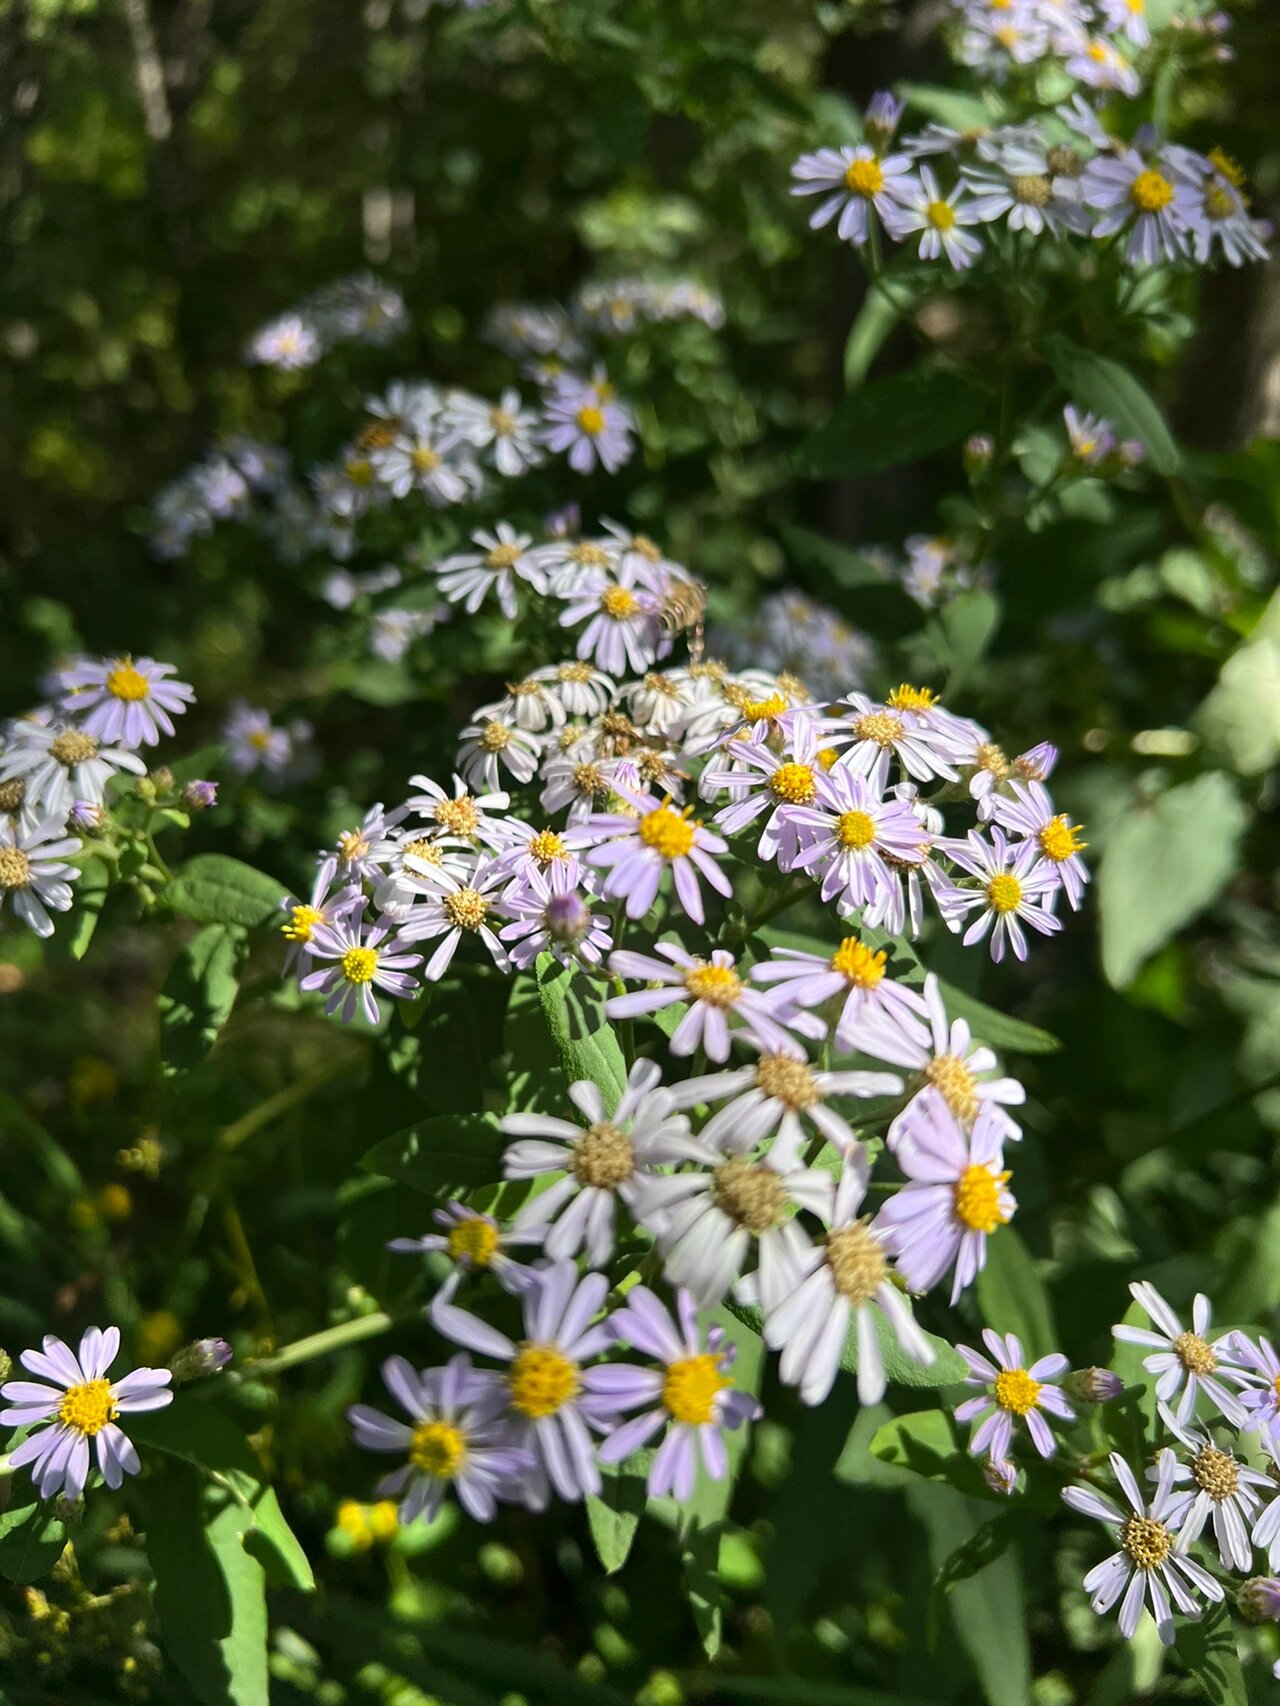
683 962 743 1006
638 804 696 860
0 848 32 890
835 810 877 850
1130 169 1174 213
282 904 324 944
1121 1514 1172 1571
769 762 817 804
446 1217 500 1267
953 1163 1012 1234
986 873 1023 914
886 684 938 712
600 586 640 620
576 405 606 437
105 661 150 702
409 1420 468 1478
845 157 885 198
925 1053 980 1123
994 1367 1042 1416
341 945 379 984
508 1344 581 1418
830 937 887 988
58 1379 118 1438
1038 815 1086 862
926 199 957 230
663 1354 730 1424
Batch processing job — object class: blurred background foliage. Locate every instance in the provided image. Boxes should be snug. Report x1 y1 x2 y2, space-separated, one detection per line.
2 0 1280 1701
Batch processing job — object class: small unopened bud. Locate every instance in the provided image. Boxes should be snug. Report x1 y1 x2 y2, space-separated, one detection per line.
168 1338 233 1383
68 800 104 832
54 1494 85 1527
134 776 157 803
544 501 581 539
1239 1577 1280 1623
1066 1366 1125 1404
963 433 995 477
545 890 590 945
149 766 175 794
983 1457 1019 1497
864 90 904 152
181 779 219 811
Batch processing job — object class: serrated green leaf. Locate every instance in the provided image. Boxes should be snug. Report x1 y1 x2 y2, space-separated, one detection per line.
169 854 287 930
159 924 245 1075
359 1111 507 1200
1041 334 1181 475
536 954 626 1112
795 366 988 480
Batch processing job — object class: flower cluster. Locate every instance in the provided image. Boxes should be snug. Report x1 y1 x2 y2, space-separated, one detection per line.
246 272 408 368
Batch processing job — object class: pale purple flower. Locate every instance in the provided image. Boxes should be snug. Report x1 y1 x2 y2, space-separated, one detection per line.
430 524 546 620
388 1203 538 1300
224 702 293 777
500 1059 696 1267
584 791 731 926
542 371 635 475
1112 1282 1247 1426
59 656 194 750
1065 35 1141 98
1081 147 1190 265
882 167 984 269
606 944 806 1064
876 1094 1016 1304
748 937 930 1061
499 872 613 969
444 387 545 477
1062 1451 1223 1645
0 1326 172 1500
182 779 218 810
874 974 1026 1143
1165 145 1270 267
932 825 1062 963
299 919 421 1025
702 715 831 869
782 766 933 918
315 802 409 894
762 1147 934 1405
557 557 668 677
404 773 510 849
835 689 962 792
531 660 616 721
347 1354 530 1524
1062 404 1117 468
955 1330 1075 1460
455 714 542 794
0 815 81 938
991 780 1089 910
0 719 145 818
393 857 511 982
247 312 322 369
593 1287 761 1497
1156 1402 1270 1572
1233 1333 1280 1441
789 145 916 247
430 1262 620 1505
279 869 364 982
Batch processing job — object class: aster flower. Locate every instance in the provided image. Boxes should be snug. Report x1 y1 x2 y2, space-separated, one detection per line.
404 773 510 849
1112 1282 1247 1426
883 167 984 270
1061 1451 1223 1645
532 661 616 721
299 918 421 1025
1166 145 1269 268
593 1287 762 1497
584 791 731 926
960 141 1090 237
223 702 295 777
490 818 582 891
0 815 81 938
490 675 568 736
990 781 1089 910
0 720 145 818
347 1354 529 1524
498 872 613 969
1155 1403 1270 1572
370 830 474 922
373 425 473 504
835 687 962 792
870 974 1026 1142
1099 0 1150 47
59 655 194 750
247 312 322 369
782 766 933 917
444 387 545 477
388 1203 538 1299
500 1059 696 1267
789 145 916 247
606 944 806 1064
748 938 930 1061
1232 1333 1280 1441
1062 405 1117 468
557 560 668 678
702 716 832 869
456 714 542 794
394 858 511 982
279 870 364 982
0 1326 172 1500
762 1147 935 1405
542 371 635 475
1081 147 1190 265
538 752 620 823
1065 35 1141 99
876 1094 1016 1304
315 802 409 894
530 535 622 598
430 524 546 620
430 1262 621 1505
955 1330 1075 1460
932 825 1062 963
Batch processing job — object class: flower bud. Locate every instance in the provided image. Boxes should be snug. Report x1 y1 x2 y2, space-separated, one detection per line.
545 890 590 945
168 1338 233 1383
983 1456 1019 1497
1239 1577 1280 1623
181 779 219 811
864 91 904 152
134 776 157 803
964 433 995 477
544 501 581 539
149 766 175 794
54 1494 85 1527
68 800 104 832
1066 1366 1125 1404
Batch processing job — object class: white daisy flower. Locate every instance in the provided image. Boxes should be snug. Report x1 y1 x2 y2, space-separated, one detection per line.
0 719 145 819
404 773 510 849
531 661 616 720
0 815 81 938
606 944 809 1064
990 781 1089 910
749 936 929 1060
456 714 542 794
443 387 544 477
1112 1282 1247 1426
834 687 963 792
882 166 984 269
430 524 546 620
789 145 916 247
1155 1403 1271 1572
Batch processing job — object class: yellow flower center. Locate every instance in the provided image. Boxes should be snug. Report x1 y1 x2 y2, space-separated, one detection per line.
1207 146 1245 188
401 838 441 867
490 406 516 435
835 809 877 850
885 684 937 712
830 937 886 988
825 1219 888 1304
1192 1444 1239 1501
571 1122 635 1189
509 1344 581 1418
443 887 490 931
662 1354 730 1425
58 1378 118 1438
683 962 743 1006
768 762 816 804
479 722 511 752
1203 183 1236 221
741 693 788 722
600 585 640 620
1121 1514 1172 1571
994 1367 1041 1416
337 830 370 862
282 904 323 944
559 661 596 682
105 662 150 702
925 1053 980 1123
953 1163 1012 1234
434 796 480 836
345 457 376 486
852 711 904 748
1039 815 1086 862
817 747 840 771
526 829 568 865
712 1157 791 1234
986 873 1023 914
409 1420 467 1478
341 946 379 984
975 741 1009 780
1173 1331 1217 1376
1012 174 1053 207
845 157 885 198
573 761 609 799
49 730 99 766
755 1052 820 1110
486 542 523 569
926 199 956 231
0 780 26 813
638 804 696 860
0 848 32 890
446 1217 500 1266
1130 170 1174 213
576 405 606 437
410 446 440 473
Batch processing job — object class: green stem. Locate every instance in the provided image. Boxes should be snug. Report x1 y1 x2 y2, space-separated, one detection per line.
240 1309 405 1377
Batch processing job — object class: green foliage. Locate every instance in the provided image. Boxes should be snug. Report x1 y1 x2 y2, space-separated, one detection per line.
796 367 988 479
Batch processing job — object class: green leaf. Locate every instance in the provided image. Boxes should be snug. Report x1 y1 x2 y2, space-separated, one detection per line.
843 285 913 390
1175 1603 1247 1706
1195 593 1280 776
536 954 627 1112
159 924 246 1075
169 854 288 930
586 1451 653 1574
1040 334 1181 476
62 855 112 961
897 82 1002 131
928 590 1001 695
359 1111 508 1201
976 1227 1058 1362
933 978 1061 1055
0 1497 66 1583
1098 772 1247 988
795 366 988 480
870 1409 963 1482
779 523 893 591
928 1511 1022 1641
